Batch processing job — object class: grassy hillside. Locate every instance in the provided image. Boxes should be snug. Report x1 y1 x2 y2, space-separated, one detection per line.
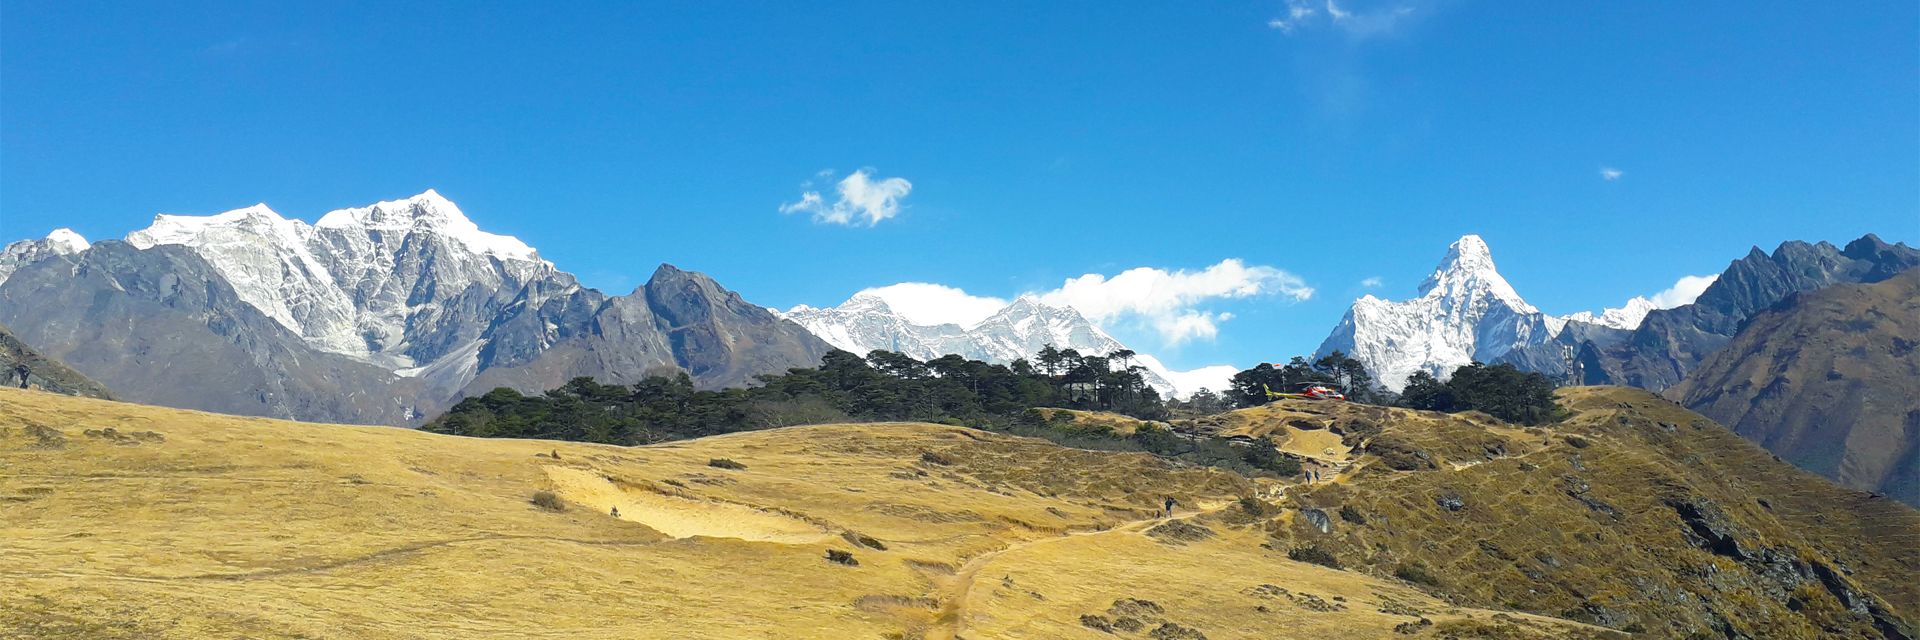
2 388 1619 640
1272 388 1919 638
1669 268 1920 507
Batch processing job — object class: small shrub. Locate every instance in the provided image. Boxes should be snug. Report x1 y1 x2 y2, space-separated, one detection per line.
1338 504 1367 525
1148 622 1208 640
1564 435 1591 449
825 549 859 566
1394 562 1442 588
1079 614 1115 632
1238 495 1278 518
1287 545 1341 569
708 458 747 470
920 450 955 466
529 490 565 512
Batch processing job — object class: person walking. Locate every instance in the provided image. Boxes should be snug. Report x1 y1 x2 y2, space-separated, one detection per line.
1163 496 1177 518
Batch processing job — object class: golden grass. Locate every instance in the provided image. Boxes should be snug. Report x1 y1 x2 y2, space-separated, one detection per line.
0 388 1614 639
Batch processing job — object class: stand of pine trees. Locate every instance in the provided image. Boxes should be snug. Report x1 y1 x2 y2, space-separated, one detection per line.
426 348 1167 445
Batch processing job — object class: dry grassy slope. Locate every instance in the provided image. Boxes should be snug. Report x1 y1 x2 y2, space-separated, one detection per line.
1028 407 1166 436
0 388 1611 640
1668 268 1920 507
1275 387 1920 639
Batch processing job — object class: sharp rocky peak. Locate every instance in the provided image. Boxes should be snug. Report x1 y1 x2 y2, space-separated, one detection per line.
1417 234 1535 313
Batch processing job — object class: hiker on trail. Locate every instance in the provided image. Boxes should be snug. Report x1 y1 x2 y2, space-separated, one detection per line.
610 506 620 518
1163 496 1177 518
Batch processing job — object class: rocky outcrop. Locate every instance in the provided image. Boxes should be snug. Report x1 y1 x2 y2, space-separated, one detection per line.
0 322 111 399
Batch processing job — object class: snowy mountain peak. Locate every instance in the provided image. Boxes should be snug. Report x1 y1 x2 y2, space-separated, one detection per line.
1319 234 1557 391
43 228 90 252
840 293 898 314
1562 296 1656 331
0 228 97 285
1417 234 1534 313
127 204 310 251
316 190 540 262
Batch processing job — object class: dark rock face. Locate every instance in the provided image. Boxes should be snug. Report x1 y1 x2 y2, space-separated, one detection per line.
471 264 833 395
1580 235 1920 391
642 264 834 389
0 243 423 424
0 322 111 399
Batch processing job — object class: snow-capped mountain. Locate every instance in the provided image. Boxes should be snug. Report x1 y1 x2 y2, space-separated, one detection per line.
1316 235 1562 392
1560 296 1656 331
0 190 831 425
784 293 1234 398
125 190 565 369
0 228 91 285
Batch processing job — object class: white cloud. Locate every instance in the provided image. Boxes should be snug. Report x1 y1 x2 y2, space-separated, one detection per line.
1268 0 1317 32
853 283 1008 327
1272 0 1417 38
1648 274 1717 308
1600 167 1624 181
1038 259 1313 346
780 169 913 226
1360 276 1384 288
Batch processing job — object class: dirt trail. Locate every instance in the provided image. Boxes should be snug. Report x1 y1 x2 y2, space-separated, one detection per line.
923 500 1233 640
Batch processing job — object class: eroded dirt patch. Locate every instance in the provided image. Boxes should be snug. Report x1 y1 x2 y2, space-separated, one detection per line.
544 466 833 543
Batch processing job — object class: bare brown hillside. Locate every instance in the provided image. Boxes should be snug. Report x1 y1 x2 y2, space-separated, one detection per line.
1670 268 1920 507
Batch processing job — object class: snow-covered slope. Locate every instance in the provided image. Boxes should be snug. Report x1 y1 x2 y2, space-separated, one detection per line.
0 229 92 285
784 293 1235 398
1316 235 1561 392
124 190 568 370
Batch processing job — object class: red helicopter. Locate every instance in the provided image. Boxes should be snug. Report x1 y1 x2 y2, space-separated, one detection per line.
1262 382 1347 402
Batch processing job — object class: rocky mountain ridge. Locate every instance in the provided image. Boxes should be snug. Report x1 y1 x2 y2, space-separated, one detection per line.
1670 268 1920 506
0 191 831 424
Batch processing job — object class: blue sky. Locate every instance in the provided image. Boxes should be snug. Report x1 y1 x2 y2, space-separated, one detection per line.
3 1 1916 371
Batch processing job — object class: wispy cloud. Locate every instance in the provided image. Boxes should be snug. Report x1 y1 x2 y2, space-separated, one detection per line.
1360 276 1384 288
780 169 913 226
1600 167 1624 181
1270 0 1419 39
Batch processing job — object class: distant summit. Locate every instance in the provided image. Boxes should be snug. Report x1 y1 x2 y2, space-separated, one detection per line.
0 228 92 284
0 190 830 424
1316 235 1562 391
784 292 1233 398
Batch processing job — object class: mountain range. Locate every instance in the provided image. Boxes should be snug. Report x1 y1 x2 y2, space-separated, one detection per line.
1315 232 1920 506
782 293 1236 398
1318 233 1920 393
0 191 831 425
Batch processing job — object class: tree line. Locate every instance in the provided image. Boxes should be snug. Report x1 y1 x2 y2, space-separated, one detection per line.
1214 351 1563 426
426 347 1169 446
